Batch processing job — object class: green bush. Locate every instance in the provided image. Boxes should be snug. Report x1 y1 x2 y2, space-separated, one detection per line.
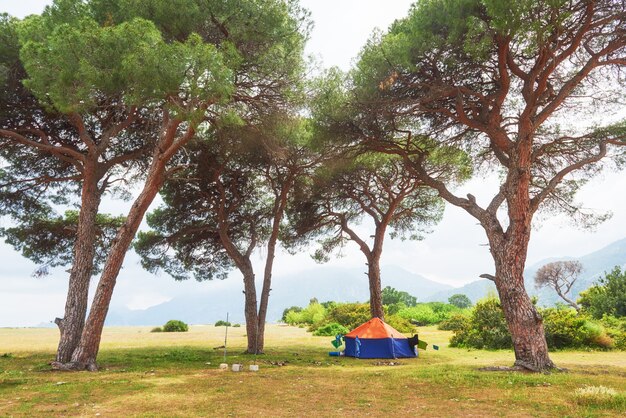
450 300 616 350
450 297 512 349
281 306 302 322
150 327 162 333
600 315 626 349
233 323 241 328
384 314 416 333
542 308 613 349
396 302 462 325
579 266 626 319
215 320 231 327
438 312 469 331
312 322 349 336
162 320 189 332
324 303 371 330
284 301 327 327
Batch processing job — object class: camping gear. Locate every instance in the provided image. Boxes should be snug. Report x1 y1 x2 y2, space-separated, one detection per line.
343 317 417 359
331 334 343 348
328 351 341 356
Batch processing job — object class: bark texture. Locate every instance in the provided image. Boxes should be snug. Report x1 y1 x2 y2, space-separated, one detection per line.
55 169 102 363
368 257 384 319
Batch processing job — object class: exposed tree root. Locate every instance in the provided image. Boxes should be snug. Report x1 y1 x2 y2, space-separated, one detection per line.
479 363 565 374
50 361 98 372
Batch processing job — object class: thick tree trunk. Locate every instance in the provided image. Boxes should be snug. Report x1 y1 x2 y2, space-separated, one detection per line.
494 260 555 371
68 161 168 370
241 264 261 354
368 256 384 319
55 170 101 363
490 227 555 371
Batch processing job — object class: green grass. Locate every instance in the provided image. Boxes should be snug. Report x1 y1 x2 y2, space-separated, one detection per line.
0 325 625 417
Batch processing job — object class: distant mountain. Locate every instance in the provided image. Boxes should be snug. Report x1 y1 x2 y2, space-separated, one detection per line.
525 238 626 306
425 279 496 303
105 265 452 326
104 239 626 325
426 238 626 305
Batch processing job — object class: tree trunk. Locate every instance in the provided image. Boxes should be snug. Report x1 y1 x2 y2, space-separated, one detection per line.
491 239 555 372
256 180 290 355
68 160 168 370
55 170 101 363
368 256 384 319
241 264 261 354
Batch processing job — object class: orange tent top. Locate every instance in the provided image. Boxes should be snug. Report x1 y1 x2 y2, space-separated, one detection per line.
344 317 408 339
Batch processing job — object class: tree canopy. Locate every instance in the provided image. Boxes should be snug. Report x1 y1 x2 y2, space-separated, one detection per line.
344 0 626 371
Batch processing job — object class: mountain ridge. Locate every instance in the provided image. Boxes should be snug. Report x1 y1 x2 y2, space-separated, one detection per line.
106 238 626 325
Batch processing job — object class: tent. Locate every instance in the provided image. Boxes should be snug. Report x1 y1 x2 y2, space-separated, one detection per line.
343 317 417 359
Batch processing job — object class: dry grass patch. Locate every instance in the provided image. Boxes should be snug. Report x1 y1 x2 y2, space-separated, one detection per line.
1 325 625 417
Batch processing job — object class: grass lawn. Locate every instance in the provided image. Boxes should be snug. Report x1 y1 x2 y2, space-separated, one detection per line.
1 324 625 417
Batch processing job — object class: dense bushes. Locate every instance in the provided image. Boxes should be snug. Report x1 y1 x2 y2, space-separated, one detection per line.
448 298 621 350
312 322 349 336
396 302 467 325
578 266 626 319
449 297 512 349
281 288 626 350
324 303 371 330
281 295 466 335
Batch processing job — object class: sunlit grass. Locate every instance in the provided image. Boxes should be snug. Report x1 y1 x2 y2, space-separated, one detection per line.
1 325 625 417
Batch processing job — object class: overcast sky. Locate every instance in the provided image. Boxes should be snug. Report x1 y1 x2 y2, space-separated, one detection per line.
1 0 625 326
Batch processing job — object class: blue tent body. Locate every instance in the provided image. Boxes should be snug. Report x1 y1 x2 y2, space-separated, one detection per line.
343 317 417 359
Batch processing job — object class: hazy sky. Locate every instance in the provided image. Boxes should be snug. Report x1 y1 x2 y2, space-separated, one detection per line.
1 0 625 326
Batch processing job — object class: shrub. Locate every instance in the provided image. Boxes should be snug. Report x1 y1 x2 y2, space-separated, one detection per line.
284 301 327 327
162 320 189 332
542 308 613 349
438 312 469 331
396 302 461 325
601 315 626 350
233 323 241 328
312 322 349 336
281 306 302 322
450 301 616 350
384 314 416 333
150 327 163 333
386 302 407 315
449 297 512 349
324 303 371 330
215 320 231 327
579 266 626 319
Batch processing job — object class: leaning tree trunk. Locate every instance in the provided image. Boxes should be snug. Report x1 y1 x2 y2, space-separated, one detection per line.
255 183 290 355
55 170 102 363
241 264 261 354
68 159 169 370
368 256 384 320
